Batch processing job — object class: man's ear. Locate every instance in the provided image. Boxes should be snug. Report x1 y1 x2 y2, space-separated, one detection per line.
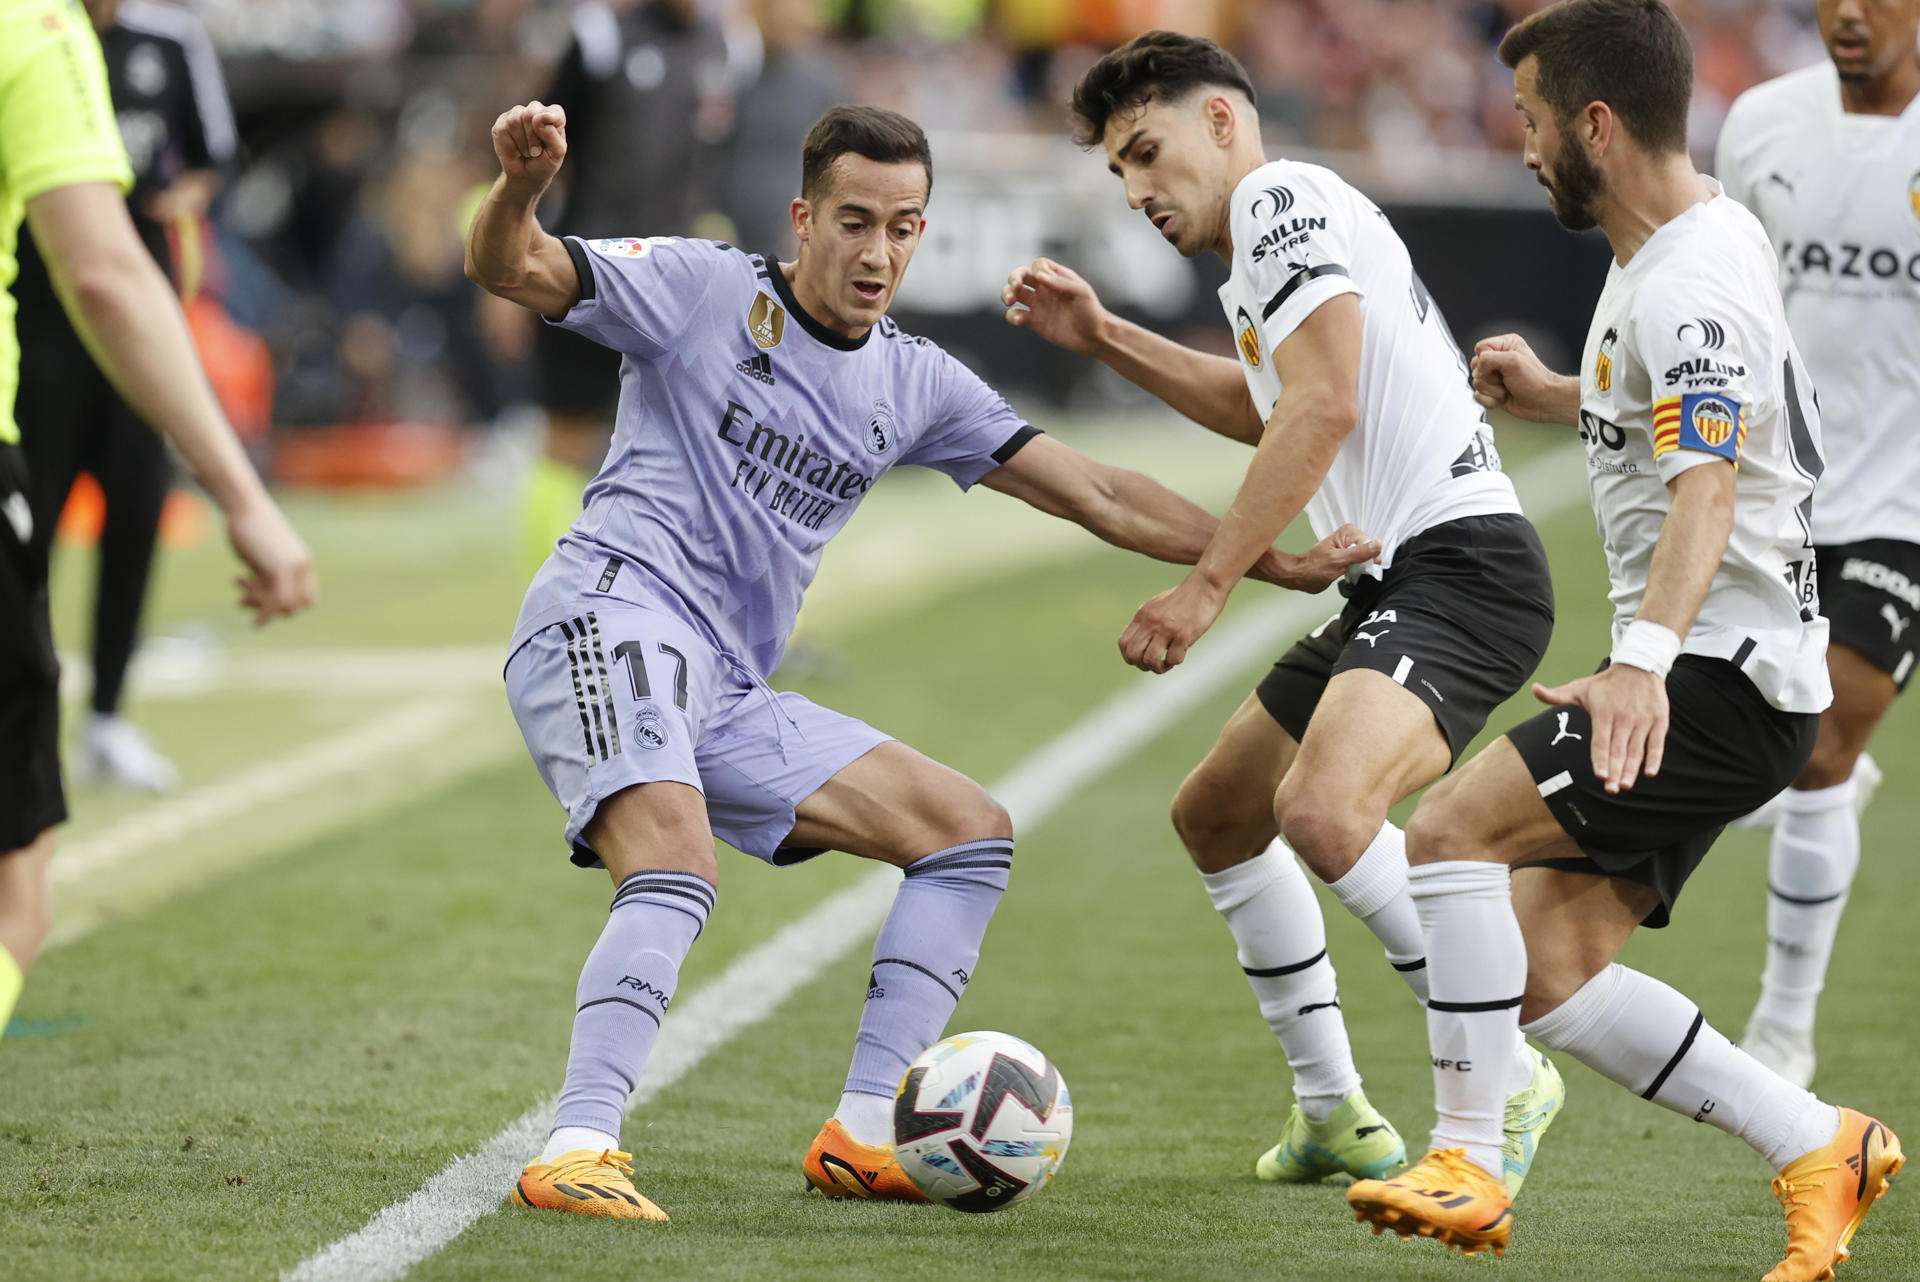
1207 93 1237 146
790 196 811 243
1583 100 1616 156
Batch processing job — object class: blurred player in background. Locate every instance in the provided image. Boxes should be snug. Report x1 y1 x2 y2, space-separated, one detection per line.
1349 6 1902 1277
520 0 740 570
467 97 1375 1220
1008 30 1562 1193
1716 0 1920 1089
13 0 238 793
1 0 315 1043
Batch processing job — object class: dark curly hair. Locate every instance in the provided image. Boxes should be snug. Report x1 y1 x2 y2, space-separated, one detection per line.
1069 31 1257 148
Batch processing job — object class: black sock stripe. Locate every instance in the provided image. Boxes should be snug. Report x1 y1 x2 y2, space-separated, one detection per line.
1391 957 1429 972
612 881 716 913
906 845 1014 876
1243 948 1327 978
615 870 717 902
1641 1009 1704 1100
1298 999 1341 1015
871 957 961 1000
1427 995 1524 1013
576 995 663 1027
905 858 1013 878
1768 883 1845 906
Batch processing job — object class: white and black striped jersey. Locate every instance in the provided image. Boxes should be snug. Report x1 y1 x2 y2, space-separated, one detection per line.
1716 62 1920 548
1577 182 1831 714
108 0 237 202
1217 159 1521 576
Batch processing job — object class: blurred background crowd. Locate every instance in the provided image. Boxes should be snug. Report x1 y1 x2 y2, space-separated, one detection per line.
150 0 1827 439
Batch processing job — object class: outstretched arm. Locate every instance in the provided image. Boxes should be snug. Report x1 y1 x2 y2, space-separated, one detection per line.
1470 332 1580 425
1003 258 1263 444
979 434 1379 591
1117 293 1364 673
465 100 581 319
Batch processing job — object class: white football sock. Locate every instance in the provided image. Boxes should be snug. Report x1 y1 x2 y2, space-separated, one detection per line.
1327 821 1432 1004
1202 841 1360 1124
1754 780 1860 1033
1409 860 1525 1179
1524 964 1840 1171
834 1090 895 1147
540 1125 621 1163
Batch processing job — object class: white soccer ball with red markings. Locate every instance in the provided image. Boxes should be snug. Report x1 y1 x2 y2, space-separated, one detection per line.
892 1031 1072 1212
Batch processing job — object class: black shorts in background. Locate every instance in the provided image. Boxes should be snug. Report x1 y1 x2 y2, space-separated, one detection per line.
535 321 620 419
1816 540 1920 691
0 442 65 850
1508 655 1817 928
1255 512 1557 763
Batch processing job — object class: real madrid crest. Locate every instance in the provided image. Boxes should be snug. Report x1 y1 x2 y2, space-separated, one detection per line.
1235 307 1262 370
748 291 787 350
865 398 895 456
1595 327 1617 393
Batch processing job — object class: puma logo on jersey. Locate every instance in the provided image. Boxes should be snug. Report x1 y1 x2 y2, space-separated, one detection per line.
1551 711 1582 747
1883 603 1910 644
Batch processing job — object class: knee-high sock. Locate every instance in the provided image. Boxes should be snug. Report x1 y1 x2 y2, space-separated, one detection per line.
1754 780 1860 1033
1524 964 1841 1171
1410 861 1525 1178
1203 841 1360 1124
547 869 714 1152
0 943 21 1039
1327 822 1431 1004
839 839 1012 1143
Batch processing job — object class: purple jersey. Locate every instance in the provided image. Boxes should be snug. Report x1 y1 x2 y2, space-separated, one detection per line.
510 236 1036 678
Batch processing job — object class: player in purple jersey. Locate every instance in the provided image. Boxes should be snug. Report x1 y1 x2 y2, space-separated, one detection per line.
466 99 1381 1220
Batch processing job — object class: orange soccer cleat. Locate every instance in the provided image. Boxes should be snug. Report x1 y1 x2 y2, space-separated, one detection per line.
802 1119 930 1202
508 1147 668 1222
1347 1147 1515 1257
1764 1108 1903 1282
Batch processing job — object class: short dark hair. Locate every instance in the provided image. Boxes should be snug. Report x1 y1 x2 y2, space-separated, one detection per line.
1498 0 1693 155
1069 31 1257 149
800 106 932 202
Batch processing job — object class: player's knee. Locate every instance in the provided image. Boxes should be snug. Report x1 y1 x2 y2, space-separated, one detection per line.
926 784 1013 848
1172 770 1267 869
1403 782 1472 867
1274 783 1378 881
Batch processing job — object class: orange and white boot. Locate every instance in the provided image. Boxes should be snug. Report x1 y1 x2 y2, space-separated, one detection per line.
508 1147 668 1221
1347 1147 1515 1257
1764 1109 1903 1282
802 1119 929 1202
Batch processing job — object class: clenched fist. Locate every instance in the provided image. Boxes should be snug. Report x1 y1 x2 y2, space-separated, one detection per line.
1470 333 1577 425
492 101 568 191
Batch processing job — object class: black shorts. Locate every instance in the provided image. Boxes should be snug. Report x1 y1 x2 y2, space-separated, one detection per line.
1816 540 1920 691
0 442 65 849
535 321 620 418
1508 656 1817 929
1255 513 1556 763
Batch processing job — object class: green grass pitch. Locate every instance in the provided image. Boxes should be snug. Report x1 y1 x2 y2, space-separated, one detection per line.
1 422 1912 1281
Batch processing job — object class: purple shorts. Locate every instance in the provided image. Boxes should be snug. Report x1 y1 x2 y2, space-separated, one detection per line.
504 595 890 866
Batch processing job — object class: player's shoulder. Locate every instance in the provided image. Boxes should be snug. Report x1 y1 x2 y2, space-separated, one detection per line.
1723 63 1832 144
580 235 748 280
1628 204 1778 338
1232 157 1351 221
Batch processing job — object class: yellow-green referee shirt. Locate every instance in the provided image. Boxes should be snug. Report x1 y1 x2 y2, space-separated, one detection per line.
0 0 134 446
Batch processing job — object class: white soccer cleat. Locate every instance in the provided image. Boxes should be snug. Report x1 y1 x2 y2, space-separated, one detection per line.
1853 752 1882 817
80 714 180 793
1741 1014 1815 1089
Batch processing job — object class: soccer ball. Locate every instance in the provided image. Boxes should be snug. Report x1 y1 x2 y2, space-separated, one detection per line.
892 1031 1072 1212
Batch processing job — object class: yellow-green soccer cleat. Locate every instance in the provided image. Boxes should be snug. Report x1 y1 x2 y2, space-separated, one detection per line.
1501 1046 1565 1196
1256 1090 1408 1183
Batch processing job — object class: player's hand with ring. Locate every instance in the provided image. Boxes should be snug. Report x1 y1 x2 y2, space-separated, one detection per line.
1532 663 1670 794
1119 573 1229 674
1001 258 1108 357
492 101 568 190
1471 333 1564 423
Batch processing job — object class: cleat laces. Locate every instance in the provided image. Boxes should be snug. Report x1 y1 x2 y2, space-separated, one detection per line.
557 1148 635 1181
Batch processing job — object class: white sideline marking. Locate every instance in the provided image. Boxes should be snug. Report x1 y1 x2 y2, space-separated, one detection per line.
52 698 484 889
285 452 1588 1282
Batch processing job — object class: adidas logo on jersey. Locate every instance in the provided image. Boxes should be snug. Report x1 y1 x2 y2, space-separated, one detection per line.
737 353 777 385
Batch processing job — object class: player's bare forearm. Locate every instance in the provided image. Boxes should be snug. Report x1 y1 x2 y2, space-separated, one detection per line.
464 175 578 319
1538 373 1582 425
1090 314 1263 445
1098 466 1296 585
1192 387 1352 593
26 183 267 514
1638 461 1736 637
